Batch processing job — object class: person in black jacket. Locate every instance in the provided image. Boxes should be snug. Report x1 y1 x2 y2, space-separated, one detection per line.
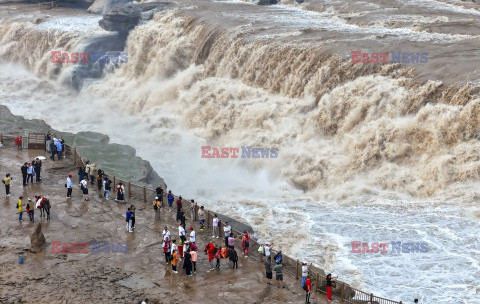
21 163 28 186
32 158 42 182
155 185 163 203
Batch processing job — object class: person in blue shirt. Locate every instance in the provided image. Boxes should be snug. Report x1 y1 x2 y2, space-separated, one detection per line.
126 208 133 232
56 140 63 159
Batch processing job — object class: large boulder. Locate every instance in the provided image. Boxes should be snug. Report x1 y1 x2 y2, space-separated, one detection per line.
98 2 173 34
30 223 46 253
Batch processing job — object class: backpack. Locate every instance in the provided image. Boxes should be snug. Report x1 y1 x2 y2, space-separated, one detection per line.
303 283 308 291
275 253 282 263
16 203 19 209
153 202 158 210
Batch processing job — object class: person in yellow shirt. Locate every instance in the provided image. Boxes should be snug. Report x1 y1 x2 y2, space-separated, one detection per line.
3 173 12 197
17 196 23 221
153 197 161 221
171 249 179 273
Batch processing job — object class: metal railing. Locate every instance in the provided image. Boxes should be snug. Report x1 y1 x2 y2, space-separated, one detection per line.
2 133 403 304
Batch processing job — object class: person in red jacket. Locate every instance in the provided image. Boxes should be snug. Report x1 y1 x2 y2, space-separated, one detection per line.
305 275 312 304
207 243 215 271
14 135 22 150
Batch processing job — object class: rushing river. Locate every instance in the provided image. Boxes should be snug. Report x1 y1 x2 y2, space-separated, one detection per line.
1 0 480 302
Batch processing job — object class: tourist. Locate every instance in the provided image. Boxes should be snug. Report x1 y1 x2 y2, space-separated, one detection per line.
89 163 96 185
190 247 197 273
49 140 57 160
26 163 35 184
241 231 250 256
301 262 311 288
163 236 171 263
17 196 23 222
46 131 52 153
176 196 183 221
274 261 285 288
162 226 170 240
116 182 125 202
215 245 223 269
104 177 112 199
56 139 63 159
207 243 215 271
183 249 193 276
229 248 238 269
43 196 51 221
167 190 174 211
189 199 195 221
198 206 206 231
189 227 196 243
126 207 133 232
66 175 73 198
141 299 149 304
96 169 104 190
153 197 161 221
0 140 3 148
179 223 186 243
3 173 12 196
85 163 90 182
223 222 232 247
14 135 22 150
32 157 42 183
78 167 85 184
264 242 273 258
130 205 136 229
171 239 178 255
414 300 419 304
27 198 34 221
265 256 273 285
179 208 186 228
21 162 28 186
32 158 42 182
81 178 89 201
212 214 219 238
326 273 338 303
155 185 163 203
305 275 312 304
227 232 236 249
171 249 179 273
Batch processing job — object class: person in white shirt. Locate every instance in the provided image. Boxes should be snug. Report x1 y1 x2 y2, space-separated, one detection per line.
301 261 311 288
223 221 231 247
264 242 273 257
66 174 73 198
171 239 178 253
189 227 196 243
178 224 186 242
162 226 170 240
80 178 89 201
212 214 219 238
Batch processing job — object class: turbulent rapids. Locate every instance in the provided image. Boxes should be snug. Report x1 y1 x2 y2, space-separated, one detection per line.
1 0 480 302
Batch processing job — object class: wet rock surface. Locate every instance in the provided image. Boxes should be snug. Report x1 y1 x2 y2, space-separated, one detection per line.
0 148 322 303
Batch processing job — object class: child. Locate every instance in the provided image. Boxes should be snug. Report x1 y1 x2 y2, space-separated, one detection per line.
171 249 179 273
190 248 198 273
215 246 222 269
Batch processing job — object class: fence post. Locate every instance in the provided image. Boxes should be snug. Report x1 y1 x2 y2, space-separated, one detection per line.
143 186 146 203
207 211 210 229
113 176 116 192
340 283 344 303
73 147 77 163
370 293 373 302
194 203 197 221
128 182 131 199
295 260 299 279
315 272 319 293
